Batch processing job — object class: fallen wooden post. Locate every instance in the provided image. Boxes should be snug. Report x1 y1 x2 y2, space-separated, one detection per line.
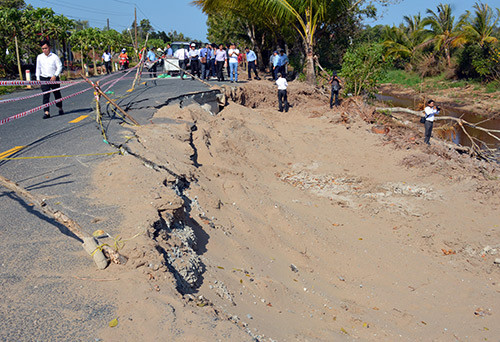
81 74 140 126
0 174 127 269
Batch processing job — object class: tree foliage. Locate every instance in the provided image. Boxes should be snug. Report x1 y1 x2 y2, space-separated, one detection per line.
341 42 389 96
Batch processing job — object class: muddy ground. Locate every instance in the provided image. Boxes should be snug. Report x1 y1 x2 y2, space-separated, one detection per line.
88 80 499 341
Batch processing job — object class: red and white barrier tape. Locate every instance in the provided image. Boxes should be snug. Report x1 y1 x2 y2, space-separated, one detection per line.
0 80 82 86
0 81 84 105
103 64 139 92
0 86 92 126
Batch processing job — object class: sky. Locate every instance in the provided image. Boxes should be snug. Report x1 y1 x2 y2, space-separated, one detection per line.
370 0 485 27
26 0 490 41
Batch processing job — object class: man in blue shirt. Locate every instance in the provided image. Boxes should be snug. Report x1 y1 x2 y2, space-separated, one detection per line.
245 47 261 80
272 51 279 80
165 43 173 57
199 43 212 80
147 47 158 79
278 50 289 78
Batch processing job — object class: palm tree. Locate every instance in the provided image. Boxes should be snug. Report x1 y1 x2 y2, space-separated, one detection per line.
464 2 499 47
193 0 349 84
383 13 426 66
423 3 469 68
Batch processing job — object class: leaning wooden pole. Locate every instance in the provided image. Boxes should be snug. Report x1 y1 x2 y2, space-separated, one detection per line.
81 74 140 126
0 174 127 269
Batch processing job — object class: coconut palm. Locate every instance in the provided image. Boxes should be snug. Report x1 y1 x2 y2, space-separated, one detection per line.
464 2 499 47
423 3 469 67
193 0 350 84
383 13 426 65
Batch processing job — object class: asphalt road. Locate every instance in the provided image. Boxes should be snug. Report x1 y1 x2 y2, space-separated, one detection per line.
0 70 222 341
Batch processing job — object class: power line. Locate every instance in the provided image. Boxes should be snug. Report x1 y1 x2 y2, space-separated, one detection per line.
38 0 130 17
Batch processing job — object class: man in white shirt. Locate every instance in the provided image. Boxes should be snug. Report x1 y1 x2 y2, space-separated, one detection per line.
424 99 440 145
36 40 63 119
102 50 112 74
227 43 239 83
276 73 289 112
188 43 200 80
174 45 189 80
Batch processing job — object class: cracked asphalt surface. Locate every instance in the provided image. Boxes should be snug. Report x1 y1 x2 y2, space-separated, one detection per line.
0 70 220 341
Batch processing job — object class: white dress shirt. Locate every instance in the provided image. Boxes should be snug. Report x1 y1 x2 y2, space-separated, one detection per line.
276 77 288 90
174 48 189 60
424 106 439 122
36 52 62 80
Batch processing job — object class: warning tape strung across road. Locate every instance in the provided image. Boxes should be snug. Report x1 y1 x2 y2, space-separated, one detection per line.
0 79 82 86
0 86 93 126
0 81 84 105
103 64 139 92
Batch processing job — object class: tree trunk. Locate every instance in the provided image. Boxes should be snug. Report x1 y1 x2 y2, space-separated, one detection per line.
305 46 315 84
14 33 23 81
92 46 97 75
304 20 316 85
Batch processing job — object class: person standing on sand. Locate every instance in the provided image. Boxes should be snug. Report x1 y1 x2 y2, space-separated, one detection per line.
36 40 64 119
228 43 240 83
215 44 227 82
424 99 440 145
328 71 342 108
245 47 261 80
276 72 289 112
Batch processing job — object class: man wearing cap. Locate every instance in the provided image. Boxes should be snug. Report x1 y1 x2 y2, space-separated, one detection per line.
245 47 261 81
36 39 63 119
188 43 200 79
174 45 189 80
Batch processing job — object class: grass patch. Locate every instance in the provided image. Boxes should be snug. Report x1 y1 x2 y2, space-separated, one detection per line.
0 86 17 96
485 81 499 93
383 69 422 88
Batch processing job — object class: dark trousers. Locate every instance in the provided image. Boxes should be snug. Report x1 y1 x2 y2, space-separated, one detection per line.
210 59 216 77
40 76 62 113
424 120 433 144
273 67 279 80
200 62 208 79
216 61 225 81
278 89 289 112
190 59 200 79
330 89 339 107
104 61 111 74
248 61 259 79
149 62 157 78
179 59 188 79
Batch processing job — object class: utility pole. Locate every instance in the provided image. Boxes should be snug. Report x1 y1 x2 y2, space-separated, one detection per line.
134 7 138 52
107 18 110 31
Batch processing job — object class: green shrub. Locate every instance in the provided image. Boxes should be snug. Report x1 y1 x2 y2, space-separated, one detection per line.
341 42 390 97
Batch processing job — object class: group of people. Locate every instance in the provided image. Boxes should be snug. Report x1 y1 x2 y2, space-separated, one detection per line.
170 42 261 83
36 39 438 147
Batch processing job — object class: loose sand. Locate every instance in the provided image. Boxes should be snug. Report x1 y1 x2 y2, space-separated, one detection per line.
90 80 499 341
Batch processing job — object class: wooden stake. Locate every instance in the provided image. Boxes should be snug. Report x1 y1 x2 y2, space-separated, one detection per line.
81 74 140 125
0 174 127 268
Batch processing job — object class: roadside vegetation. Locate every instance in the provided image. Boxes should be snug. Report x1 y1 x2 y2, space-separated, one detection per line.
0 0 498 99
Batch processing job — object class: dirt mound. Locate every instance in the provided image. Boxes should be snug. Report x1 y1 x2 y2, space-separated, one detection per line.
91 80 500 341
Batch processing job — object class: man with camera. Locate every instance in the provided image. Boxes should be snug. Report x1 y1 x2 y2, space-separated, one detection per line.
424 99 440 145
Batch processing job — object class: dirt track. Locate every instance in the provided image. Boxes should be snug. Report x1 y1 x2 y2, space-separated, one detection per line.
90 80 499 341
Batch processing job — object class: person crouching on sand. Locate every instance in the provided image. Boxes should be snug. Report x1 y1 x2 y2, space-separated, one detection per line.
276 73 289 112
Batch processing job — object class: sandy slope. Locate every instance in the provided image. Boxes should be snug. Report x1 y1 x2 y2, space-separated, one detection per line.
90 81 499 341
